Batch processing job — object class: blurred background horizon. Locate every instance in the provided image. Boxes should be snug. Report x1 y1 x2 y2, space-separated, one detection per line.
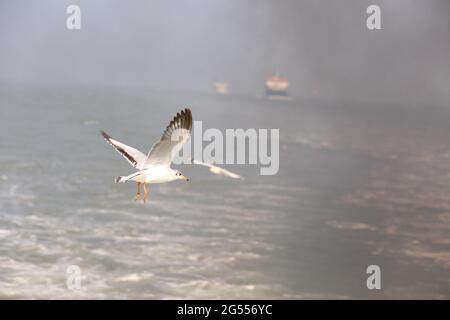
1 0 450 106
1 0 450 299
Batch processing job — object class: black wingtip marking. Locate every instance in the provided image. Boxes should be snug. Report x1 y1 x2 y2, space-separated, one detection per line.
161 108 193 140
101 130 138 167
101 130 111 140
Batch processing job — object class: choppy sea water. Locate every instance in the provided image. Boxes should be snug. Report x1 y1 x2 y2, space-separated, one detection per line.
0 83 449 299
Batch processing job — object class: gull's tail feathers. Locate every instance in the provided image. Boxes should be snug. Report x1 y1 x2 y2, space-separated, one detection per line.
115 176 127 183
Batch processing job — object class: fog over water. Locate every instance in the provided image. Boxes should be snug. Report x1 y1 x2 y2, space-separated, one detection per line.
0 1 449 299
1 0 450 104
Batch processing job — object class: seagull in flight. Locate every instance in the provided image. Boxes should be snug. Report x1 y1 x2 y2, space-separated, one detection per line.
192 159 243 179
101 108 192 202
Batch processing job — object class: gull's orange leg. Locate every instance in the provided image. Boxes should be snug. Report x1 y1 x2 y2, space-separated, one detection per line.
134 182 141 201
143 183 148 203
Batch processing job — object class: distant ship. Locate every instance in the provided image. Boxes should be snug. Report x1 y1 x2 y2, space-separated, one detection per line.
214 82 228 94
265 74 289 99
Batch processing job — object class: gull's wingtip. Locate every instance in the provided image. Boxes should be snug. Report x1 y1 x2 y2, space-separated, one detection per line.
230 173 244 180
100 130 111 140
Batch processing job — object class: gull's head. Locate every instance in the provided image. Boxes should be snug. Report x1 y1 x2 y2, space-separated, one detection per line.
175 171 189 182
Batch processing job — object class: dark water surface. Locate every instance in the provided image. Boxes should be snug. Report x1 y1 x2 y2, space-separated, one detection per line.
0 84 449 298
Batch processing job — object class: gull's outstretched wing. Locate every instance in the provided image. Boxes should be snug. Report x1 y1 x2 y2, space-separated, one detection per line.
192 159 243 179
192 159 213 168
144 108 192 167
101 131 147 169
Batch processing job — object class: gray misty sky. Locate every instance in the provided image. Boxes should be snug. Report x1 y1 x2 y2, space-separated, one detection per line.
0 0 449 105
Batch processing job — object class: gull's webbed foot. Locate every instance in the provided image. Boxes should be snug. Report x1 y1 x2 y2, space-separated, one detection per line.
143 183 148 203
134 182 141 202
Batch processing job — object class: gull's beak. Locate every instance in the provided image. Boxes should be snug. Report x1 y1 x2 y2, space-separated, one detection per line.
181 175 189 182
